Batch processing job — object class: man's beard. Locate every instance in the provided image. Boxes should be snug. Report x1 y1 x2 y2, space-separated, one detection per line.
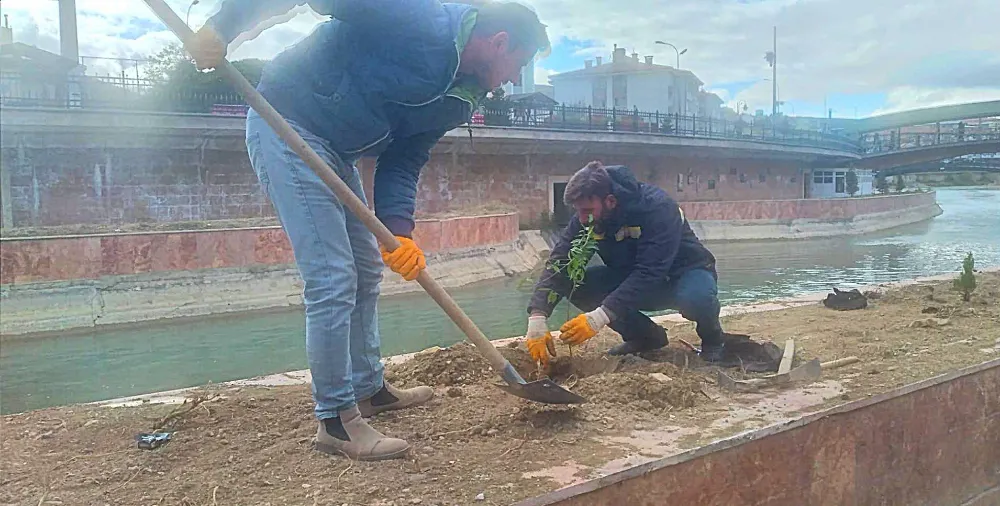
592 204 616 232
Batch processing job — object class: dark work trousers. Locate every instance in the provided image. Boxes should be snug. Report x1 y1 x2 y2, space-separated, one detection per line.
563 266 725 346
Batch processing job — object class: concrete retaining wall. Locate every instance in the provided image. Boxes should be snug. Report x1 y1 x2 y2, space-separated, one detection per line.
0 230 550 336
692 199 943 241
680 190 936 221
0 213 518 285
518 358 1000 506
1 107 856 230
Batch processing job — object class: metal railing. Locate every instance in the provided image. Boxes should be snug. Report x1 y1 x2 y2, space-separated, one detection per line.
0 73 245 114
861 118 1000 154
480 103 862 152
0 72 865 152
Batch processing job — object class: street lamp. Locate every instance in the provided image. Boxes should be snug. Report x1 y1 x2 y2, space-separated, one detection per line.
654 40 687 69
186 0 200 26
655 41 690 116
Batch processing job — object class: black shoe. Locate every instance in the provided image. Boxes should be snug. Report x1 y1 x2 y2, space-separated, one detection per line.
699 342 726 363
608 329 667 356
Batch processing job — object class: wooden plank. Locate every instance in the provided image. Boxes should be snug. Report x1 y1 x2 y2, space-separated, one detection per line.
778 339 795 375
822 356 860 370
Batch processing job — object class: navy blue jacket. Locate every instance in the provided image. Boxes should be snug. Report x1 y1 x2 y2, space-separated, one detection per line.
528 166 717 318
207 0 482 237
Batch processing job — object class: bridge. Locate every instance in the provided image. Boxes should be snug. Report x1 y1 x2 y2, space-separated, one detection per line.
853 105 1000 169
851 100 1000 134
876 155 1000 177
1 68 997 171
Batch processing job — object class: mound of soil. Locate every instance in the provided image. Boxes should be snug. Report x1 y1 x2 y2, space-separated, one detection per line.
388 338 706 414
386 342 537 387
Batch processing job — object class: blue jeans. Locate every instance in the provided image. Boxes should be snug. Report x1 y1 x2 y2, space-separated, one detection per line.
246 110 384 420
566 266 725 346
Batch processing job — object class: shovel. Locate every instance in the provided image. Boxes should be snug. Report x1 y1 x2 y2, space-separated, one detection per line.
716 356 861 392
142 0 585 405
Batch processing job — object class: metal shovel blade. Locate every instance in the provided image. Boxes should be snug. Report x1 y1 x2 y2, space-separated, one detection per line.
493 361 587 404
717 358 822 392
495 377 588 404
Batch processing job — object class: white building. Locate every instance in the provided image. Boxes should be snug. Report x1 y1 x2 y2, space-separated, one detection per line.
698 90 726 119
549 45 703 115
502 56 536 95
808 169 874 198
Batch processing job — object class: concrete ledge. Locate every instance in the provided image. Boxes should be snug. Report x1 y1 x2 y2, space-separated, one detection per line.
518 357 1000 506
691 203 943 241
0 231 549 337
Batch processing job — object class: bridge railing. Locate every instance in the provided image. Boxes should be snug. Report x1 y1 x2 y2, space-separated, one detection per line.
481 103 861 152
0 72 861 152
861 117 1000 154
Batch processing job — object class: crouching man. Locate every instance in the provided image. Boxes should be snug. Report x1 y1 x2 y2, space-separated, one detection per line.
524 161 727 366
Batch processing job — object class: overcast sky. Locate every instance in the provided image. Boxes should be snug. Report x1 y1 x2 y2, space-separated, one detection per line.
2 0 998 118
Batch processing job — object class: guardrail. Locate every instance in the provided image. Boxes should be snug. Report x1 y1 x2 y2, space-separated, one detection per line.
0 72 864 152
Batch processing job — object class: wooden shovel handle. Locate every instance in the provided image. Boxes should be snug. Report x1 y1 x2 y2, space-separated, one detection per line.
141 0 513 375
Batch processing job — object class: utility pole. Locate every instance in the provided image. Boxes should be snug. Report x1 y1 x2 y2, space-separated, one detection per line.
771 26 777 117
764 27 777 117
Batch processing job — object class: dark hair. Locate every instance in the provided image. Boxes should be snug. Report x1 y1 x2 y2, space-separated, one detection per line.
471 1 551 57
564 161 612 205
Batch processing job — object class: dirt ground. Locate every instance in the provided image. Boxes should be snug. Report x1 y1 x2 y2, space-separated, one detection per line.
2 273 998 506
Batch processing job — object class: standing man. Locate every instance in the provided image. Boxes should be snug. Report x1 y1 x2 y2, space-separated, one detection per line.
524 162 727 368
187 0 549 461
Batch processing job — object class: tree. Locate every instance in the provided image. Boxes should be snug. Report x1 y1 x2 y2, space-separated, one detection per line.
894 175 906 193
145 43 189 85
953 252 977 302
845 169 859 197
141 44 268 112
874 174 889 194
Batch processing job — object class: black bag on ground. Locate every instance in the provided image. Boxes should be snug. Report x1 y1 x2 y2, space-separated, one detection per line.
822 287 868 311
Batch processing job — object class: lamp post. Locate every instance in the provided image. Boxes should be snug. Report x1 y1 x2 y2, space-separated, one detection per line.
186 0 200 26
654 40 687 69
654 41 689 115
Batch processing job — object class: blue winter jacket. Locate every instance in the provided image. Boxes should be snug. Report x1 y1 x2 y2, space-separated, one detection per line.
528 166 718 319
206 0 484 237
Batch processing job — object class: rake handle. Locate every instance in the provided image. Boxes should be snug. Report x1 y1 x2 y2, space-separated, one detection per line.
142 0 513 376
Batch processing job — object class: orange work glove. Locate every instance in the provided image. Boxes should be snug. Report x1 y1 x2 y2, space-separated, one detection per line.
525 315 556 368
185 26 227 71
380 236 426 281
559 307 611 346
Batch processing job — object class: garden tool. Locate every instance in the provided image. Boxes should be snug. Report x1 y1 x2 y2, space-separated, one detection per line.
141 0 585 405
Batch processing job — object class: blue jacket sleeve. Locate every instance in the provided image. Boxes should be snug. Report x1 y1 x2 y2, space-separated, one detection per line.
600 205 682 318
526 219 581 316
207 0 445 44
373 130 447 238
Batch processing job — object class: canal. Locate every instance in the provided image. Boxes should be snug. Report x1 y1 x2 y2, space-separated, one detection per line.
2 187 998 414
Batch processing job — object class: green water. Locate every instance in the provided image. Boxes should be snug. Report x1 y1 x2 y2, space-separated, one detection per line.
2 187 998 414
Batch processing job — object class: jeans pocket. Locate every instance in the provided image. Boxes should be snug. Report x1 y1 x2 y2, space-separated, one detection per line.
245 130 272 194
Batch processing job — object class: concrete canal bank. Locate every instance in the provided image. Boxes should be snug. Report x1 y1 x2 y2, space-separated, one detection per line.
1 192 943 336
0 213 548 336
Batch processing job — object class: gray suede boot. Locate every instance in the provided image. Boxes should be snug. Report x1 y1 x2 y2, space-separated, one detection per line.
358 380 434 418
315 405 410 461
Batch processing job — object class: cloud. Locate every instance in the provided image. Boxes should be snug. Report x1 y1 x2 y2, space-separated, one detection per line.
534 66 555 86
1 0 998 115
873 87 1000 116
